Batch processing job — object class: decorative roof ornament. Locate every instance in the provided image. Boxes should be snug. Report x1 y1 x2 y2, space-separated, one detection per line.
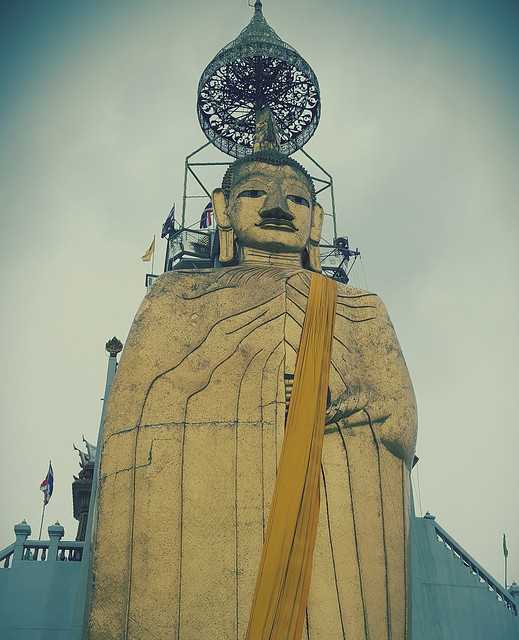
105 336 123 357
73 437 97 469
197 0 320 158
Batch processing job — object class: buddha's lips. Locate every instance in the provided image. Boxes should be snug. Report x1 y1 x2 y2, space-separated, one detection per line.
256 219 297 231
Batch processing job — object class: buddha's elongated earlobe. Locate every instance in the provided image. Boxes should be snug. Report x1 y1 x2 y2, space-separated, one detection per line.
307 241 321 272
306 203 324 272
218 226 236 264
212 188 236 264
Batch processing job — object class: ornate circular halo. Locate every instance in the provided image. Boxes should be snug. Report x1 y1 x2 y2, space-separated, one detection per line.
197 2 320 158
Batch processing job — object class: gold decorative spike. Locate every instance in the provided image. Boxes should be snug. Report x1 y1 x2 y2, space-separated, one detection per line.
254 107 281 153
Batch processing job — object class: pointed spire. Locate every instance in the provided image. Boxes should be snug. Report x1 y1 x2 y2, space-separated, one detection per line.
237 0 283 47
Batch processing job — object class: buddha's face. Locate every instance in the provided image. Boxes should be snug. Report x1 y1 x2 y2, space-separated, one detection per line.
224 162 315 254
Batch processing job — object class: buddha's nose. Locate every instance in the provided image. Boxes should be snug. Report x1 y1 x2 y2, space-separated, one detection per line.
260 189 294 221
259 206 295 221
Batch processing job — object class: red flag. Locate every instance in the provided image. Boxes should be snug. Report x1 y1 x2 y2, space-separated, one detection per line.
40 461 54 505
200 201 213 229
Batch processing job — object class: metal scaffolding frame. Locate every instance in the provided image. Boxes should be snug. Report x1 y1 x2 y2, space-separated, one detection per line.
162 141 359 284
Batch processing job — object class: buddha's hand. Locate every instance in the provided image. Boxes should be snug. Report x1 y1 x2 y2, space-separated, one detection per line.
329 294 417 468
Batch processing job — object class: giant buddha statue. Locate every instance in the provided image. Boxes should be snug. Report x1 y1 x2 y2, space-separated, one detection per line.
87 5 417 639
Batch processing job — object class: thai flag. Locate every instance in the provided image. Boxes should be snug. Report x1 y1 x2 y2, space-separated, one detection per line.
161 203 175 238
200 201 213 229
40 461 54 505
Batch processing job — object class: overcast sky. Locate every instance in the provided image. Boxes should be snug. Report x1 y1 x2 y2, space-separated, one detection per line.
1 0 518 586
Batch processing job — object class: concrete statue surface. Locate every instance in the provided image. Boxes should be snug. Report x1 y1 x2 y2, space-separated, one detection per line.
87 146 417 639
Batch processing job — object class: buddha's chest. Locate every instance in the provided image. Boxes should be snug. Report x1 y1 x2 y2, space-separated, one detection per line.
266 280 358 417
140 269 371 428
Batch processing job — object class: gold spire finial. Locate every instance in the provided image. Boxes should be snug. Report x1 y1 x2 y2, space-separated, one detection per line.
253 108 280 153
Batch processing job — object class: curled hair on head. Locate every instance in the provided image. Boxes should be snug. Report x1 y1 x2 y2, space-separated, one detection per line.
222 150 316 204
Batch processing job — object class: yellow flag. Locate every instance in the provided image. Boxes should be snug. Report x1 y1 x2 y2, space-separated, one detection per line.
141 237 155 262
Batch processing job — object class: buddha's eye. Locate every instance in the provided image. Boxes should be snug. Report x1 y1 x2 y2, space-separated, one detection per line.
238 189 266 198
287 194 310 207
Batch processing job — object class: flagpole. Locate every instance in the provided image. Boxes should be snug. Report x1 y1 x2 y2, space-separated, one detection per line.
151 234 156 275
38 499 46 541
503 532 509 589
163 235 170 272
162 204 175 273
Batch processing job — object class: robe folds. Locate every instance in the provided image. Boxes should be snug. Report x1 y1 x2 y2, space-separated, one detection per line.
87 265 417 640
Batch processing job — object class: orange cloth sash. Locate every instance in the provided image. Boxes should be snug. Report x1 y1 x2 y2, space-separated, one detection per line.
246 273 337 639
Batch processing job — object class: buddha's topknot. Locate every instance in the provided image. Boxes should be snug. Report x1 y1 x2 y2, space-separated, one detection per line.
222 150 316 204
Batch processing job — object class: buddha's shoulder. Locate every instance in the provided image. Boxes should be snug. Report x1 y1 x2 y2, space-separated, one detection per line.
147 268 223 296
145 266 294 306
147 266 301 298
142 269 392 320
334 281 392 324
335 281 380 302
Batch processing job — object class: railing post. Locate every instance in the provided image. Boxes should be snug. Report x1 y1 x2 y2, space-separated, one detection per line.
423 511 438 545
48 522 65 562
12 520 31 565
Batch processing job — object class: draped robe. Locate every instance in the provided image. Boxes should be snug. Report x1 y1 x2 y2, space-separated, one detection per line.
88 265 417 640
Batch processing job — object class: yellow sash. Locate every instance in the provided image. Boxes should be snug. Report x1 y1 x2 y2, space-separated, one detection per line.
246 273 337 639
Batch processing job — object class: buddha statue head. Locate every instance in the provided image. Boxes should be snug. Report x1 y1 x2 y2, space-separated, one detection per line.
211 110 324 271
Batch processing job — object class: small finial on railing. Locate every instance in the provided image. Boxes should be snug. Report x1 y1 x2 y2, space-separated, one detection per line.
13 521 31 564
48 522 64 537
14 520 31 539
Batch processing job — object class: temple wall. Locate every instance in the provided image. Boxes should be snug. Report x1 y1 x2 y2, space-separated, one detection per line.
1 513 518 639
0 523 87 640
0 563 84 639
410 514 519 639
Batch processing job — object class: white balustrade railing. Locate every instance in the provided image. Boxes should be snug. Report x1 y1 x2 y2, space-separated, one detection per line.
0 520 84 568
426 514 517 616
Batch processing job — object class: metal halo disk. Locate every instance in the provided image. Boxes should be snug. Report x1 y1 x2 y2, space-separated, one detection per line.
197 4 320 158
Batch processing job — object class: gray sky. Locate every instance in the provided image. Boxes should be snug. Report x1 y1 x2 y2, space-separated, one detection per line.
1 0 518 585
